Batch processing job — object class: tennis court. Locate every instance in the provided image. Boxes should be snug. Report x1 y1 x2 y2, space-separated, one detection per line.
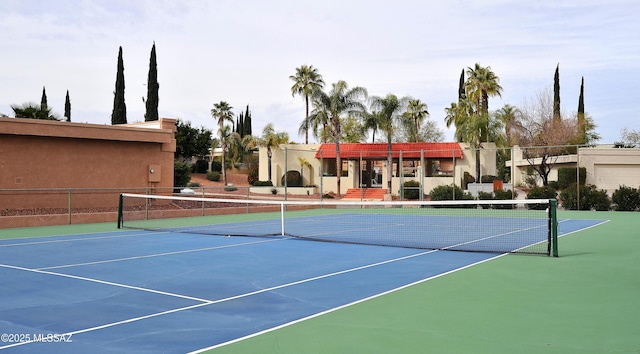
0 201 630 353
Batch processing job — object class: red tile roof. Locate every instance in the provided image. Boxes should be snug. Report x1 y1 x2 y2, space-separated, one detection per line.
314 142 464 159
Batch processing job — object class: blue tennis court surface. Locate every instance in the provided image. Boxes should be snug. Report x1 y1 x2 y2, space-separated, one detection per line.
0 218 605 353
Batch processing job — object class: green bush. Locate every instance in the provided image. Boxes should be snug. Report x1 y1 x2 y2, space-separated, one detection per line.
206 171 220 181
612 185 640 211
224 185 238 192
586 187 612 211
210 159 222 173
462 172 475 190
526 185 557 210
557 167 586 190
247 167 259 185
174 161 191 188
494 189 517 200
281 170 302 187
560 184 611 211
253 180 273 187
477 191 494 200
480 175 499 183
402 180 421 200
192 159 209 173
429 184 474 202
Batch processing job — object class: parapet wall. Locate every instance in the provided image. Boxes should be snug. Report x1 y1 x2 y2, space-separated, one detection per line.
0 117 177 227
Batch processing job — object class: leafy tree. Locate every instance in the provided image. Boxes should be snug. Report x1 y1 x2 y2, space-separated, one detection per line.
370 93 407 193
64 90 71 122
311 81 367 195
290 65 325 144
210 101 234 185
553 64 561 121
512 87 579 185
174 119 212 159
340 116 366 143
145 42 159 122
616 128 640 148
111 46 127 125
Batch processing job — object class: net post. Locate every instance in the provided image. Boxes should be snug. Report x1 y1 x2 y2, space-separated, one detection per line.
550 199 558 257
117 193 124 229
280 202 285 236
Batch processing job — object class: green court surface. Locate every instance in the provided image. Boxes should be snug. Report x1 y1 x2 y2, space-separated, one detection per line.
1 210 638 353
205 210 639 354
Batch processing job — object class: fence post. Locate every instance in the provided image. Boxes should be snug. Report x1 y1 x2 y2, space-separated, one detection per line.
68 189 72 225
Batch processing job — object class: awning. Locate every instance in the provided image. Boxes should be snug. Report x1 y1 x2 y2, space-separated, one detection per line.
314 142 464 159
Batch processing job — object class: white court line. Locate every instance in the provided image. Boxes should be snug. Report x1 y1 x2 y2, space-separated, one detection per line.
0 247 439 350
0 230 167 248
38 238 286 270
190 251 505 353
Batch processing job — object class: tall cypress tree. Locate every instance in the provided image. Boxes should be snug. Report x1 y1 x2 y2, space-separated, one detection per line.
578 76 585 143
111 46 127 125
553 64 561 121
40 86 48 112
145 42 159 121
244 104 252 136
64 90 71 122
458 69 465 101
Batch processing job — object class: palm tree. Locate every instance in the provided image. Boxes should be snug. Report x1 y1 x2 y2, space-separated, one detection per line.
362 109 381 143
446 64 502 182
369 94 408 193
11 102 60 120
307 95 331 143
249 123 289 183
311 80 368 196
297 157 312 186
494 104 520 146
290 65 325 144
402 98 429 142
211 101 234 185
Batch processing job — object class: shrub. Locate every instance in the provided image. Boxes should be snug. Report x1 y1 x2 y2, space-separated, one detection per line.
429 184 474 202
206 171 220 181
557 167 586 190
494 189 517 200
462 172 475 189
477 191 494 200
253 180 273 187
480 175 499 183
210 159 222 173
281 170 302 187
247 167 259 185
586 187 612 211
224 185 238 192
526 185 557 210
612 185 640 211
402 180 421 200
192 159 209 173
561 184 611 211
174 161 191 188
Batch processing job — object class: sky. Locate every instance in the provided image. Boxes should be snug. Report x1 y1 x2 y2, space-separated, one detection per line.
1 0 639 144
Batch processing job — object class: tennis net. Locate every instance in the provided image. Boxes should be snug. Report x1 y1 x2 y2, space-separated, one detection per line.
117 193 558 256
